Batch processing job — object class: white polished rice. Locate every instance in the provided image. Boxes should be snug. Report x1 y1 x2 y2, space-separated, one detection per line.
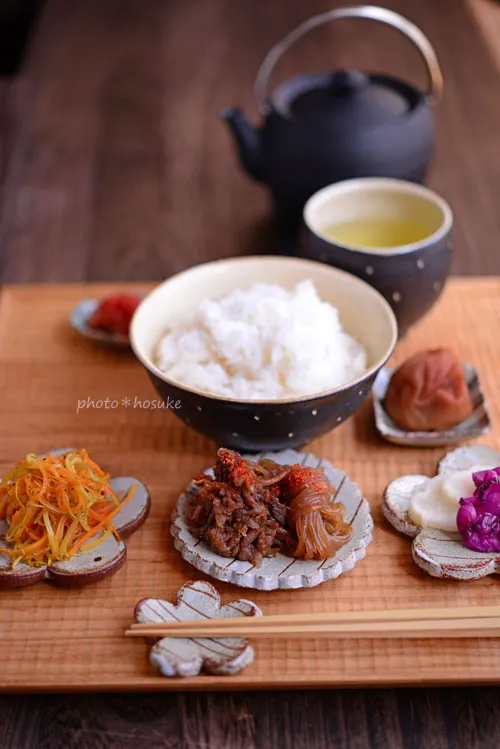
155 280 367 399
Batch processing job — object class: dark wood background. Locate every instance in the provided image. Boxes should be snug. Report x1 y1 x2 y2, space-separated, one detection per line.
0 0 500 746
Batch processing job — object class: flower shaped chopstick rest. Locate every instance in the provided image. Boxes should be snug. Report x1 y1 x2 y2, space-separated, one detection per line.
383 444 500 580
135 580 262 677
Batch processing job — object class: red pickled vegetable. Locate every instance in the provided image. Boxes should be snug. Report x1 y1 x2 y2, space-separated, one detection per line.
89 294 141 336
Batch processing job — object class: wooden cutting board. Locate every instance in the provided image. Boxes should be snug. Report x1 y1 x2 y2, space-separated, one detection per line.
1 279 500 692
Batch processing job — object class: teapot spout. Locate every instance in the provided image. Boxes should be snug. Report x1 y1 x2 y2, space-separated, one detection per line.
220 107 265 182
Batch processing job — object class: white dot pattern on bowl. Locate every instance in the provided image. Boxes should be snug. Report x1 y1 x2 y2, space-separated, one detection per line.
392 291 402 303
359 389 363 396
311 409 318 416
196 405 202 412
253 415 260 421
232 432 239 437
365 266 374 276
288 432 294 438
337 416 342 422
417 259 425 270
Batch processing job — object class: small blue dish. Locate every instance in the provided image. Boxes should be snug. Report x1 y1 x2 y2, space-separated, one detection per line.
70 298 131 350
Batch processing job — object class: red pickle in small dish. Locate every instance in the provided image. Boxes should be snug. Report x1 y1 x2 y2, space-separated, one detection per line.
89 294 141 337
384 348 473 432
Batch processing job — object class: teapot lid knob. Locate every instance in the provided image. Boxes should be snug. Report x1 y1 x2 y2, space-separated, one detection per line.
329 69 369 95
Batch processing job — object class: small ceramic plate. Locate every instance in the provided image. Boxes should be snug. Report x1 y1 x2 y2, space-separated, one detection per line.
171 449 373 591
0 447 150 588
135 580 261 677
383 444 500 580
70 298 131 350
373 365 492 447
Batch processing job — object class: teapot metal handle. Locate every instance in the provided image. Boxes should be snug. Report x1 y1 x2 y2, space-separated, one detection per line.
254 5 443 114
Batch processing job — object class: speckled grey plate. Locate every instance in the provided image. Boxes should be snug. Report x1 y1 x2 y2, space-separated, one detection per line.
171 449 373 591
70 298 131 349
373 365 492 447
383 444 500 580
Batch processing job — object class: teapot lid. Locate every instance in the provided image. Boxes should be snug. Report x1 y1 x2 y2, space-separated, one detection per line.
271 70 416 128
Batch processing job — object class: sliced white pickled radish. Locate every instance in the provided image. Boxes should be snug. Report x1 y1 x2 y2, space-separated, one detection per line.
408 476 458 532
441 467 484 505
409 465 496 532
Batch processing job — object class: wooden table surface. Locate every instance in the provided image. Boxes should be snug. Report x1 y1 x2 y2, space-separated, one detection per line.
0 0 500 746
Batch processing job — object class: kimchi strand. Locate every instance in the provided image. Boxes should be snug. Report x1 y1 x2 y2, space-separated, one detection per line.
290 488 353 560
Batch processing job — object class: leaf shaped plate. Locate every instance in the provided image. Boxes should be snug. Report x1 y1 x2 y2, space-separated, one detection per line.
373 365 492 447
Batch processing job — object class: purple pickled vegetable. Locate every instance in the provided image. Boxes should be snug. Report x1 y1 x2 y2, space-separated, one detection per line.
457 467 500 552
471 466 500 486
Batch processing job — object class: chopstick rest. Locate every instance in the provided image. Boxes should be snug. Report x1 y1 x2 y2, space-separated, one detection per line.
133 580 262 678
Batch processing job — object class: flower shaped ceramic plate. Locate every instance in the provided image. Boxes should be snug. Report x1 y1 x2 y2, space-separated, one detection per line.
172 449 373 591
0 447 150 588
383 444 500 579
373 365 492 447
135 580 261 677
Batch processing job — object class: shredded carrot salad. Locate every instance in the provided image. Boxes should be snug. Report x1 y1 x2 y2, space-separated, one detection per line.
0 449 135 568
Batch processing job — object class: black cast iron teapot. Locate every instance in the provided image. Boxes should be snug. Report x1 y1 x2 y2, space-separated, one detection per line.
222 5 443 229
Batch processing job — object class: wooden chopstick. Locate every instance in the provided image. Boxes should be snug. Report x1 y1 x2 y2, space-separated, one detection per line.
128 604 500 632
125 612 500 640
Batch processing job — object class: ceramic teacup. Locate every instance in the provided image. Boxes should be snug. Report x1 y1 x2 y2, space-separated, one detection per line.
300 178 453 337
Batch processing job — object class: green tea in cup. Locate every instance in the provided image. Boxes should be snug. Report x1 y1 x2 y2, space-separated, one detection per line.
320 217 432 249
